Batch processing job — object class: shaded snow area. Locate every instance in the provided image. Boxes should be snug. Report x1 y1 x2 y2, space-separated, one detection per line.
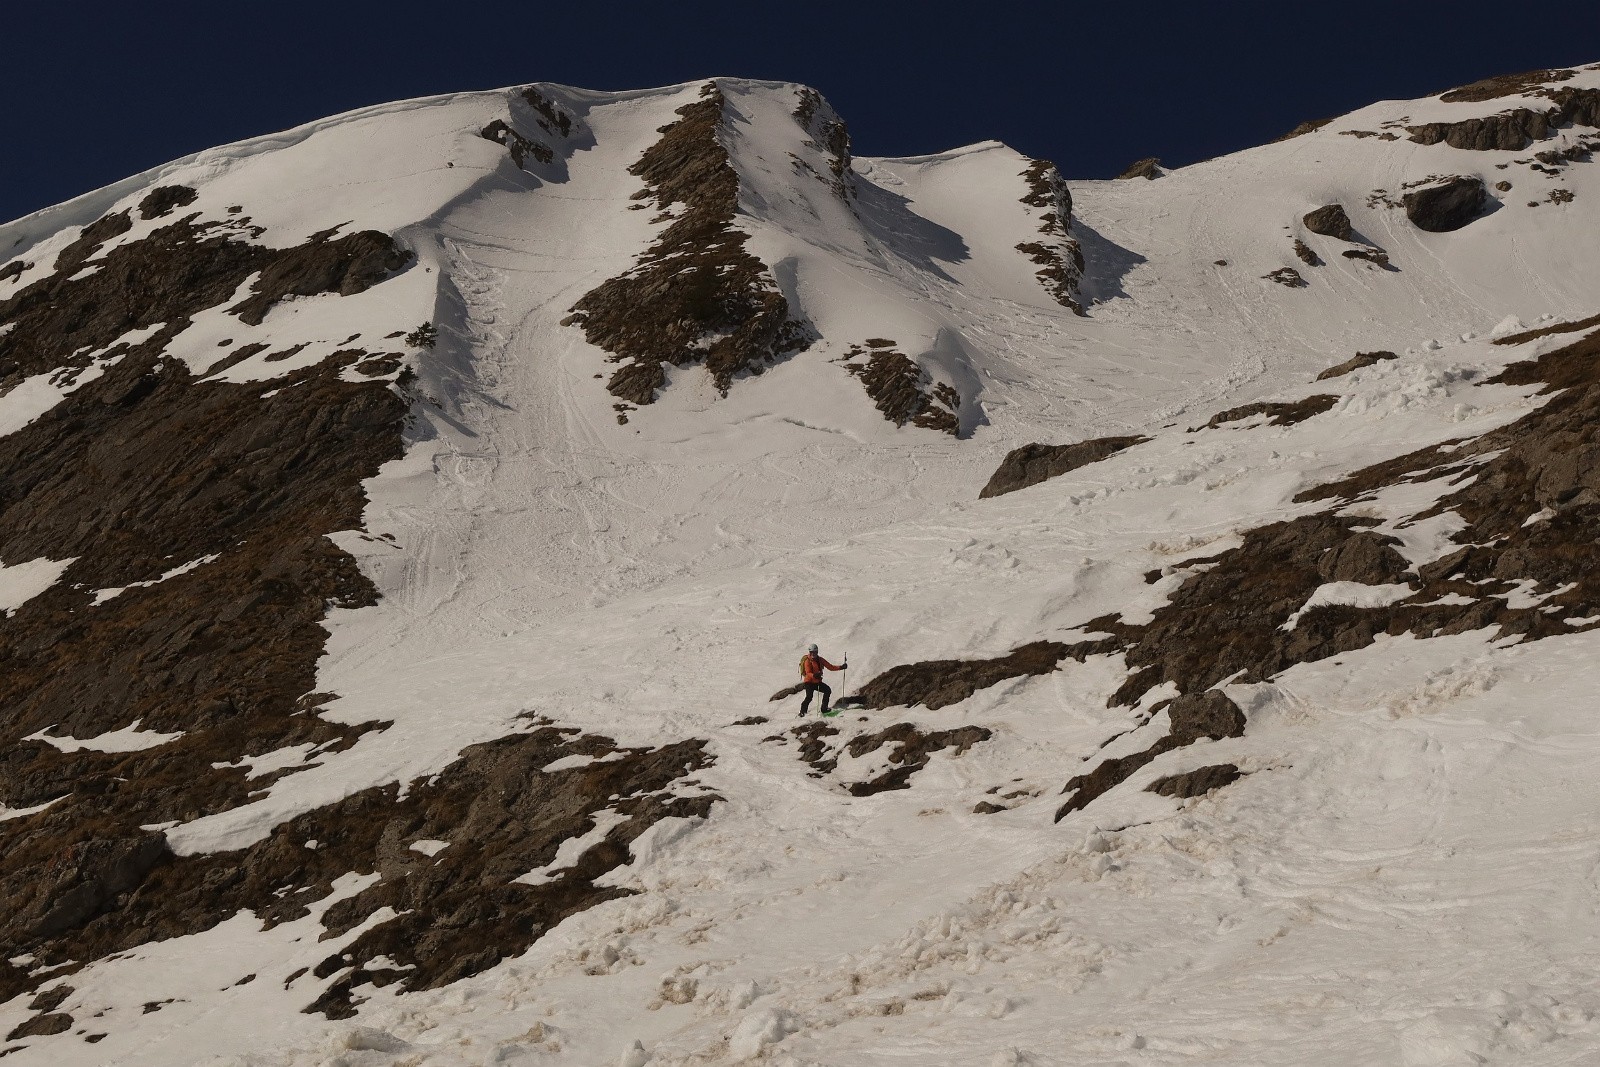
3 65 1600 1067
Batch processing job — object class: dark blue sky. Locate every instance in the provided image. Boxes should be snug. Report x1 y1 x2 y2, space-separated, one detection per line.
7 0 1600 225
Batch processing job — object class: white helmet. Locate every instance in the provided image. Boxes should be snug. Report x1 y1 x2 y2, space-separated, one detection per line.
806 643 818 653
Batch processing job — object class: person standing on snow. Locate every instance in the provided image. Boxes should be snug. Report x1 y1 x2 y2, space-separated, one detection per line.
798 643 846 717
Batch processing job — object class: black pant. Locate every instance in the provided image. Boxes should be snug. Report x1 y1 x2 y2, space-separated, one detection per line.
800 681 831 714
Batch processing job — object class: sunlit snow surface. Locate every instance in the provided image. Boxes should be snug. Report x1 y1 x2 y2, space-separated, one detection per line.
3 67 1600 1066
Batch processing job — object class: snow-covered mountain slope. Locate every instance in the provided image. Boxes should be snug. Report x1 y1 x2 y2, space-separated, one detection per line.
2 62 1600 1066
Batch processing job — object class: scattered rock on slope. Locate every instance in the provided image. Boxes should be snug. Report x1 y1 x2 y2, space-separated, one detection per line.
1403 176 1488 232
979 436 1148 498
1116 157 1163 180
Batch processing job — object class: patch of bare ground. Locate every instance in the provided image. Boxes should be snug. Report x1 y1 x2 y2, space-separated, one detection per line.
979 435 1148 498
1318 350 1398 380
841 344 961 436
1016 158 1084 313
1201 394 1338 429
1264 267 1307 288
566 83 809 406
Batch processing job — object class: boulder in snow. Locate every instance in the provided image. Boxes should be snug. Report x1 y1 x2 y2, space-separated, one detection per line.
1404 176 1489 232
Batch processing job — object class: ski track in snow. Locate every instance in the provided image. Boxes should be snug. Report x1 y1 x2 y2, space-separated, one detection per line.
9 68 1600 1066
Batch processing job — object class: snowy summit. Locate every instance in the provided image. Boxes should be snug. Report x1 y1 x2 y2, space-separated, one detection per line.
2 64 1600 1065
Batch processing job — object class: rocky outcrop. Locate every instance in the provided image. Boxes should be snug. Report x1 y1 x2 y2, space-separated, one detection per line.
0 205 420 1024
480 119 553 168
229 229 412 324
794 88 852 192
1302 204 1354 241
1493 312 1600 346
781 720 990 795
1342 246 1392 268
1055 692 1245 819
1116 157 1163 180
1403 176 1488 232
1016 158 1084 313
979 435 1148 498
137 184 199 220
1439 68 1575 103
1276 117 1334 141
1203 394 1338 428
840 724 993 796
1293 239 1322 267
843 344 961 436
1146 763 1243 798
1407 85 1600 151
1317 350 1397 380
567 83 810 405
854 637 1118 711
1263 267 1307 288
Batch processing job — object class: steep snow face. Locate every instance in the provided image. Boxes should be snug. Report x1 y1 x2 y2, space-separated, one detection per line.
5 66 1600 1067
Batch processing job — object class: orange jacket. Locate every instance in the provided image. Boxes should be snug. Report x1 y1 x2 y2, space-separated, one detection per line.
800 653 842 683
